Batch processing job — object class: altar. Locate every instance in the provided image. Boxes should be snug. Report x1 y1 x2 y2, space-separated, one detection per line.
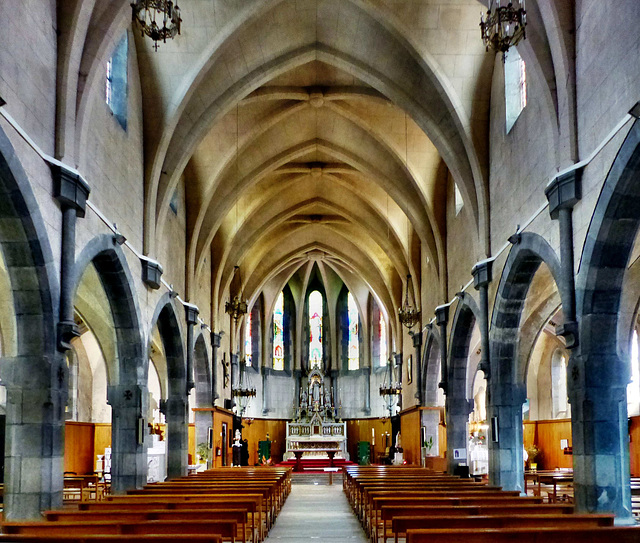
284 365 348 461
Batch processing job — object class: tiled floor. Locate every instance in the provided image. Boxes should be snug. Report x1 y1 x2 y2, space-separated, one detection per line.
264 482 368 542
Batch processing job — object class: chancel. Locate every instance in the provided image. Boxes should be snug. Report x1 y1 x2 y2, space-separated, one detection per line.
0 1 640 541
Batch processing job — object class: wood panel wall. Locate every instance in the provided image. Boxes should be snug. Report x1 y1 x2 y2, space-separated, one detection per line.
241 419 287 465
523 419 572 470
64 422 95 474
211 407 234 468
346 418 392 463
400 407 422 465
630 415 640 476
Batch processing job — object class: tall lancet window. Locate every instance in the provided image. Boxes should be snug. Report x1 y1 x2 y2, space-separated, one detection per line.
379 313 387 367
309 290 323 368
273 292 284 371
244 312 252 367
348 293 360 370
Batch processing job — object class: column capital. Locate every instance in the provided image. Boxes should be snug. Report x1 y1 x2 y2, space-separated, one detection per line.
140 256 163 290
184 303 199 325
545 167 583 219
472 259 493 289
211 331 223 348
435 304 449 326
410 329 423 348
51 163 91 217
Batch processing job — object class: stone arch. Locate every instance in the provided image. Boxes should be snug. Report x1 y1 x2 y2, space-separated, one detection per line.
149 295 187 479
488 231 564 491
73 235 146 492
446 293 481 474
422 327 441 407
572 120 640 518
193 332 211 407
0 126 61 518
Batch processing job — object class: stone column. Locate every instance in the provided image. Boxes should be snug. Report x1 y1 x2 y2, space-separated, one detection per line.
411 330 423 405
210 332 221 404
363 366 371 415
472 260 492 379
1 356 67 519
230 353 239 412
435 305 449 393
394 353 403 412
107 384 148 493
184 304 199 394
52 164 90 351
161 394 188 479
544 169 581 348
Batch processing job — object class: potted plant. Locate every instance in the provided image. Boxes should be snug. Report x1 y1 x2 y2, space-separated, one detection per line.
525 444 540 471
196 442 211 467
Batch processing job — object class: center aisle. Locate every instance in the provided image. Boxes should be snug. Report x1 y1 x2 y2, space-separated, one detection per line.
264 480 368 542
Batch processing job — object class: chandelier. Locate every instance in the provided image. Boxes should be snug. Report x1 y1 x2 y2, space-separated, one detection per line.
398 274 421 329
225 266 248 321
131 0 182 51
380 355 402 418
232 368 256 417
480 1 527 57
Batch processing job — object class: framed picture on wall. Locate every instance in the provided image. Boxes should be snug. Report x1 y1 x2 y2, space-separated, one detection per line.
407 355 413 384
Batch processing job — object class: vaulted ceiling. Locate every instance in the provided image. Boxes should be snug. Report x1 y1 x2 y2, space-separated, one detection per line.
63 0 566 336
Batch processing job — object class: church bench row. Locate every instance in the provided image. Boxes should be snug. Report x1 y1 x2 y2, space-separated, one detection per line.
367 494 544 540
390 514 614 543
405 526 640 543
1 520 239 542
130 484 280 526
43 509 252 543
378 504 574 543
0 536 222 543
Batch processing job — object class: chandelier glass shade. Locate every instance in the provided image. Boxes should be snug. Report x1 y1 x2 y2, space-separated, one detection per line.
379 355 402 418
226 266 248 321
398 274 421 329
232 368 256 417
480 1 527 55
131 0 182 51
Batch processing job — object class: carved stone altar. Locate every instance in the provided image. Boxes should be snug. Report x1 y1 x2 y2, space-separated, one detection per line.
285 365 348 461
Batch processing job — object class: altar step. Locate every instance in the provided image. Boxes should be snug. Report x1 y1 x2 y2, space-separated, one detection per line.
277 458 355 470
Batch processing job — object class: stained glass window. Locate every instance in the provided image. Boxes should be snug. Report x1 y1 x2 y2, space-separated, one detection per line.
379 313 387 367
348 292 359 370
273 292 284 371
309 290 323 368
244 312 252 367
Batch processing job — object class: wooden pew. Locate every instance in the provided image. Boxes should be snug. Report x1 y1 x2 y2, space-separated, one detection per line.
43 509 253 543
405 526 640 543
392 514 613 543
0 536 222 543
376 503 574 543
95 496 264 541
2 519 238 542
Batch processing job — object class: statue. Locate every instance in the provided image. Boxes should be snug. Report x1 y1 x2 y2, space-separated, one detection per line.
300 389 308 407
324 388 332 408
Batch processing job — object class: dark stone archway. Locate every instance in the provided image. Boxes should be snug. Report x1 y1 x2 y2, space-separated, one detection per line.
572 120 640 520
422 328 441 407
0 126 62 518
446 293 480 474
150 296 187 479
193 332 212 457
73 236 146 493
489 232 565 491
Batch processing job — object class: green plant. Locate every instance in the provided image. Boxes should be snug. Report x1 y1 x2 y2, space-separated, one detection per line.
525 444 540 462
196 442 211 463
423 436 434 453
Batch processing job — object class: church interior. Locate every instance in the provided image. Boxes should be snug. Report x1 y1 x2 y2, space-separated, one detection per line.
0 0 640 538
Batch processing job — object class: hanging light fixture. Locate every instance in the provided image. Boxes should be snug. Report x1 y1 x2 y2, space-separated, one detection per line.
232 365 256 417
131 0 182 51
480 0 527 58
225 266 248 321
398 274 421 329
379 353 402 418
